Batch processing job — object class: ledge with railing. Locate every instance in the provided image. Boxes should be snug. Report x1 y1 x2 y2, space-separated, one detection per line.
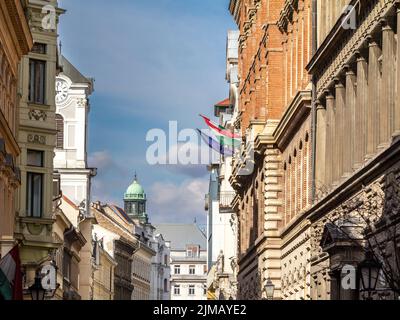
219 192 236 210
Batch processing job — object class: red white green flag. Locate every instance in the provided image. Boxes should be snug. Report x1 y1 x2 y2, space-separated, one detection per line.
0 245 23 300
200 114 241 139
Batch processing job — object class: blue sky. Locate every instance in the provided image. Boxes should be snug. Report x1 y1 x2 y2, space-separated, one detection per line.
58 0 236 226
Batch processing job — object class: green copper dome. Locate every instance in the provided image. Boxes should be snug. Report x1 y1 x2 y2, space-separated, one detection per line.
124 176 146 200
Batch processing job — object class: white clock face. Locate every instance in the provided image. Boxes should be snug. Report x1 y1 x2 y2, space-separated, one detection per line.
56 79 69 104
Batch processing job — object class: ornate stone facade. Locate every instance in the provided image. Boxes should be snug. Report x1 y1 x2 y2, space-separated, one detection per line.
0 0 32 258
229 0 313 300
229 0 400 300
13 0 66 296
308 0 400 300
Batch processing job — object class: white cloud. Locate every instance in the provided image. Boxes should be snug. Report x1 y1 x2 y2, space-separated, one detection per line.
148 178 209 225
88 150 113 170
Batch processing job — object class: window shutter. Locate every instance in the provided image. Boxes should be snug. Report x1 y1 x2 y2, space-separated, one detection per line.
55 114 64 149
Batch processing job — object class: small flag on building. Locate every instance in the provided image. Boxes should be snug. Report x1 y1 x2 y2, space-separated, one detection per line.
199 114 241 139
0 245 23 300
197 129 235 157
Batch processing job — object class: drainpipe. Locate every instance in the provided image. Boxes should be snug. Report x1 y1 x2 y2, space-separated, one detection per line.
311 0 318 202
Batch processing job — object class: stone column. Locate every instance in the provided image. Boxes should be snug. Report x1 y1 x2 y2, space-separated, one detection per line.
335 79 345 183
325 92 335 187
315 101 327 190
344 67 356 176
395 7 400 134
354 52 368 169
379 19 396 149
365 38 381 160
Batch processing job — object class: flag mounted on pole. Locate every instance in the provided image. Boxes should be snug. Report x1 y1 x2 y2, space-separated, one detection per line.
0 245 23 300
197 129 234 157
199 114 241 139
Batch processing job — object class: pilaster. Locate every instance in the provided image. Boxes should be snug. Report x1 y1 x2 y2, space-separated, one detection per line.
354 53 368 169
379 19 396 149
365 38 382 160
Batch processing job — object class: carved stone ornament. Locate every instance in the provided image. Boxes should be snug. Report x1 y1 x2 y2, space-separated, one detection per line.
77 98 87 107
28 109 47 121
28 134 46 145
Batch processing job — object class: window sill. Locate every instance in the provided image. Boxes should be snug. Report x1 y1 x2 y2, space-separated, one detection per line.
28 102 51 109
19 216 55 225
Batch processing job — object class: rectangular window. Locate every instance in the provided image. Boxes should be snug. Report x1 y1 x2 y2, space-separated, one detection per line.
63 249 72 282
55 114 64 149
27 150 44 167
53 175 61 199
189 285 195 296
27 172 43 218
174 285 180 295
29 59 46 104
174 265 180 275
204 286 207 295
189 265 195 275
31 43 47 54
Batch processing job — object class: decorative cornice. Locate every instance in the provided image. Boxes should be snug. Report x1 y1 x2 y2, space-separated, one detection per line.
306 136 400 223
307 0 396 98
273 90 312 150
278 0 300 32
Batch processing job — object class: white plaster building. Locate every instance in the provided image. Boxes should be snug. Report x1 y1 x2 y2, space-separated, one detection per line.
54 55 96 214
148 229 170 300
155 224 207 301
205 30 239 300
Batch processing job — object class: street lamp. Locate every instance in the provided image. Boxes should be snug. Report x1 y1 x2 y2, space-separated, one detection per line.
359 251 381 300
264 278 275 300
29 275 46 301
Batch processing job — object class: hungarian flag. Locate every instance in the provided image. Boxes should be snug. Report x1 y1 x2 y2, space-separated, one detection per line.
197 129 234 157
200 115 241 139
0 246 23 300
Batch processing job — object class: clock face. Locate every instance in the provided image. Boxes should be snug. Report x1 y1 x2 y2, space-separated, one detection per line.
56 79 69 104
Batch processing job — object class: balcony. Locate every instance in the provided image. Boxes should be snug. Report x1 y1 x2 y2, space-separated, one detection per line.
219 192 235 212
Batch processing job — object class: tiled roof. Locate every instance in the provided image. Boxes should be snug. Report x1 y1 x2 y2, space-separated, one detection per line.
62 195 78 210
60 55 93 85
154 224 206 251
214 98 230 108
108 204 132 223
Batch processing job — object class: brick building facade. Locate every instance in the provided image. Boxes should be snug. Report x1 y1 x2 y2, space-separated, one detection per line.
229 0 314 299
229 0 400 300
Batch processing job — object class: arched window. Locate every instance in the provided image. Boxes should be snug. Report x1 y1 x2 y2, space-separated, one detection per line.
55 114 64 149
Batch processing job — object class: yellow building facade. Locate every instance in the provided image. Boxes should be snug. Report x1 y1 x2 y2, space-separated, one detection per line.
12 0 65 295
0 0 32 258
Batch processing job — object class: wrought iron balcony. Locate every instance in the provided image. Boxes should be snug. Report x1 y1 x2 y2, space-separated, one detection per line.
219 192 235 211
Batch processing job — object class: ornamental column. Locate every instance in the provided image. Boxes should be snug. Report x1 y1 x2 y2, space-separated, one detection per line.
354 52 368 169
365 37 381 160
379 19 396 149
395 7 400 134
315 100 327 190
325 92 335 187
344 66 356 176
335 79 345 183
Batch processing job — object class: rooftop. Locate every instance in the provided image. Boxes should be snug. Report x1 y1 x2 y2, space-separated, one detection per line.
154 224 206 251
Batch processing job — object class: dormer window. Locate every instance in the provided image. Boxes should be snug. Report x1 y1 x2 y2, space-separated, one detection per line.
186 245 200 258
